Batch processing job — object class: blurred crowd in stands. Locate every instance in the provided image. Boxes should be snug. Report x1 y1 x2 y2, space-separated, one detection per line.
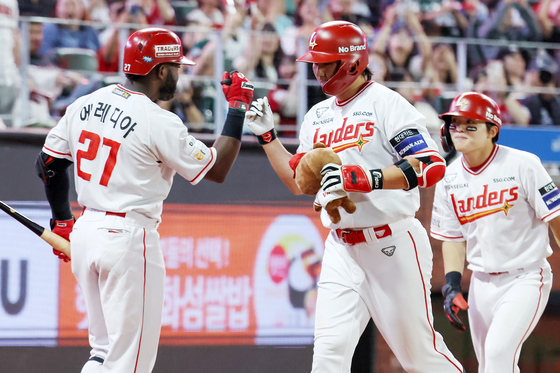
1 0 560 133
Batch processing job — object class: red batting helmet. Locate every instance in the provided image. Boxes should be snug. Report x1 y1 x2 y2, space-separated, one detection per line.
297 21 368 96
439 92 502 152
123 27 195 76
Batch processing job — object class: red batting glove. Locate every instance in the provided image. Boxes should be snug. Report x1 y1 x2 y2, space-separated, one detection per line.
50 218 74 262
221 71 254 112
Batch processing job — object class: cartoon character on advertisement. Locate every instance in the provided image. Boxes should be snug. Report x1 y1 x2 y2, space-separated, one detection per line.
253 215 325 344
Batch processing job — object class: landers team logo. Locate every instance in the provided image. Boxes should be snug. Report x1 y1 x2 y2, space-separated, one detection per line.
155 44 181 58
451 185 519 225
313 117 374 152
309 32 318 49
455 99 468 110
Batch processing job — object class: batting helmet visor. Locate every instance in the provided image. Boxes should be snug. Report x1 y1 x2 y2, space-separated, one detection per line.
123 27 195 76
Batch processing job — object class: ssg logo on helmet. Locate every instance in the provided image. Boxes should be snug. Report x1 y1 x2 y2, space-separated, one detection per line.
338 44 366 53
155 44 181 58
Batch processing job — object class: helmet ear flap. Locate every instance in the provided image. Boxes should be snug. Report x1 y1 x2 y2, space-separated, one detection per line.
348 61 360 76
440 122 454 153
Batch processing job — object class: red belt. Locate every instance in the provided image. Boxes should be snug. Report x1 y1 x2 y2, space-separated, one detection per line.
106 211 126 217
335 225 392 245
489 271 508 275
81 207 126 218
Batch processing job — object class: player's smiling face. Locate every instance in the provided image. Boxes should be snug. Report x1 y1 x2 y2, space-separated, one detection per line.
449 116 494 153
313 61 340 86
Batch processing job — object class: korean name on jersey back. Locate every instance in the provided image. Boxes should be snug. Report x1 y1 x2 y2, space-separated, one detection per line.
79 90 139 139
390 129 429 157
539 181 560 210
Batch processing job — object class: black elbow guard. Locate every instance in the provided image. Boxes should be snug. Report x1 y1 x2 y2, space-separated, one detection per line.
36 151 72 184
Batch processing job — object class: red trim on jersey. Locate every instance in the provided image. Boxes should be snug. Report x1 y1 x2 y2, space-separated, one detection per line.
542 209 560 221
43 145 72 157
413 149 440 156
117 84 145 95
134 229 148 373
189 148 215 183
335 81 374 107
512 268 544 372
430 231 464 240
409 231 464 372
462 145 499 175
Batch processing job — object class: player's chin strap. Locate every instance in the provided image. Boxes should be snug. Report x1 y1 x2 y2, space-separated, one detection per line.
395 153 446 190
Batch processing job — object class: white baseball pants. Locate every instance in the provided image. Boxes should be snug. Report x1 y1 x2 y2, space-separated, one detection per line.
311 217 463 373
71 208 165 373
468 260 552 373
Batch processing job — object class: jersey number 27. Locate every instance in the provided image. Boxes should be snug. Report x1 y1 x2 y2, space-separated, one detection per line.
77 130 121 187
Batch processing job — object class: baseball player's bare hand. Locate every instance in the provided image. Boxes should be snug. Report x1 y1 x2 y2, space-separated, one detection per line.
442 283 469 332
246 97 274 136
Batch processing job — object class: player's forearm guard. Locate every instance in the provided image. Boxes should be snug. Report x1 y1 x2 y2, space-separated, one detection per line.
395 153 446 190
395 159 418 190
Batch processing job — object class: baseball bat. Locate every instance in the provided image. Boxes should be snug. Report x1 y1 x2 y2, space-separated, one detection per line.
0 201 71 259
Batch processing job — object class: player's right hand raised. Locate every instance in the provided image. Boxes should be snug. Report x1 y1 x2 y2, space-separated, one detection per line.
50 217 74 262
246 97 274 134
221 71 254 112
442 282 469 332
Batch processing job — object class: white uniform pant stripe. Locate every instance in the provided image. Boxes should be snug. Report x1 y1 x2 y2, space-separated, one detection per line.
468 263 552 373
133 229 148 373
511 268 545 373
408 231 463 372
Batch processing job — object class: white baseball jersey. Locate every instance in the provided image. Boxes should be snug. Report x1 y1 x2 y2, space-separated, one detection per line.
298 81 442 229
299 81 463 373
431 145 560 273
43 84 217 221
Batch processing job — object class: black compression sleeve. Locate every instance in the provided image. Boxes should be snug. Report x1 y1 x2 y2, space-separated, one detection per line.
45 169 73 220
220 108 245 141
38 153 74 221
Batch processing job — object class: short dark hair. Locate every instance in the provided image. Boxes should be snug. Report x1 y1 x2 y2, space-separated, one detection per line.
125 73 144 82
362 67 373 81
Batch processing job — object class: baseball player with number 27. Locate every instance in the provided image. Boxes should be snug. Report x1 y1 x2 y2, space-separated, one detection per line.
246 20 464 372
431 92 560 372
35 28 253 373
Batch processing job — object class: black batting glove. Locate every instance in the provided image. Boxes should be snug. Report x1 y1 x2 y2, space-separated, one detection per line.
442 271 469 332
